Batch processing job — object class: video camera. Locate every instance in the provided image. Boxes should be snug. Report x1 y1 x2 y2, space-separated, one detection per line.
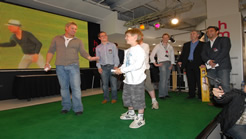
205 75 222 87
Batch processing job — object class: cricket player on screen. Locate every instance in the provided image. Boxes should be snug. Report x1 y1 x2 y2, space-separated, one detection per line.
0 19 44 68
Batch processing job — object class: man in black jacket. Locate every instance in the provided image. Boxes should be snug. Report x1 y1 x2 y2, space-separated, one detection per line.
201 26 232 93
178 30 205 99
213 87 246 139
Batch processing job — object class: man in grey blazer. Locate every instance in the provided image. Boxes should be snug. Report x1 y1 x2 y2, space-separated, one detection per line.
201 26 232 93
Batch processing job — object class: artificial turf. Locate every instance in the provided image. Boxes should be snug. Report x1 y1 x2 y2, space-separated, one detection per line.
0 91 221 139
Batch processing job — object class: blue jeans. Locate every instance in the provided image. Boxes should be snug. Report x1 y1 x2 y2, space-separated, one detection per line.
226 124 246 139
158 62 171 97
101 65 117 101
207 69 231 93
56 64 83 112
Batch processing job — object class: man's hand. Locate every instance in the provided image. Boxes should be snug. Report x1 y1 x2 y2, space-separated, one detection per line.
209 60 216 68
32 54 39 62
89 56 99 61
44 63 51 72
178 62 182 67
200 64 206 68
153 62 162 67
98 68 103 74
115 68 122 75
169 64 173 70
212 86 224 98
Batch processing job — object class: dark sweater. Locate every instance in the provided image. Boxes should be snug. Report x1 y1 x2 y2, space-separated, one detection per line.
201 37 232 70
0 30 42 54
214 89 246 132
48 35 90 66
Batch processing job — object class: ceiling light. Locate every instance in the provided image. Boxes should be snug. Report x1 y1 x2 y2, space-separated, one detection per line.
139 24 145 30
154 22 161 29
171 18 179 25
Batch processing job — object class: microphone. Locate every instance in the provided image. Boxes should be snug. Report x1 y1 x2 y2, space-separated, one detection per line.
205 75 222 91
205 75 221 85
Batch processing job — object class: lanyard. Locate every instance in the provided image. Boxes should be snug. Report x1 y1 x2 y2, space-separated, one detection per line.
162 43 168 54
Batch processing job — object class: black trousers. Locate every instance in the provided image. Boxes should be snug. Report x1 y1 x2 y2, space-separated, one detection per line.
186 61 201 98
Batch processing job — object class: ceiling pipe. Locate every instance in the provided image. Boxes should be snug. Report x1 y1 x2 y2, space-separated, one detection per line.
143 4 159 12
109 0 133 11
82 0 110 9
124 1 194 27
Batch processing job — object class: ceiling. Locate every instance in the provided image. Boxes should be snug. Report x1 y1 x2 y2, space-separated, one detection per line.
100 0 206 30
3 0 208 28
3 0 246 50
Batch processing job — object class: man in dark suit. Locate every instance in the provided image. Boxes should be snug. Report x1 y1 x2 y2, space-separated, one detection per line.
201 26 232 93
178 30 205 99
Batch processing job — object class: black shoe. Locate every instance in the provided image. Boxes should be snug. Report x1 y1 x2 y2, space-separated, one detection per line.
207 102 214 106
165 95 171 98
61 110 68 114
159 97 165 100
75 111 83 116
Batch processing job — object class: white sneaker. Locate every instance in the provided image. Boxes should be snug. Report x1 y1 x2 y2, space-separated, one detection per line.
152 101 159 109
129 117 145 129
120 112 136 120
121 111 128 116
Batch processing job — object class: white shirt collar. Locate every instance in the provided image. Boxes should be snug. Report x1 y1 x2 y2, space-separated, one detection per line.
64 36 73 47
209 37 217 48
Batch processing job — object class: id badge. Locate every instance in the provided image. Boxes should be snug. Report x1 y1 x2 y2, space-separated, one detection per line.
109 49 112 54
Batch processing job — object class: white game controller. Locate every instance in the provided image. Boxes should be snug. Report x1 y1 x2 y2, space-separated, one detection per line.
111 69 116 72
44 64 51 72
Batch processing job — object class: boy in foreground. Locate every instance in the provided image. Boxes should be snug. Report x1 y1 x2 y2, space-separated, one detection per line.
114 28 146 128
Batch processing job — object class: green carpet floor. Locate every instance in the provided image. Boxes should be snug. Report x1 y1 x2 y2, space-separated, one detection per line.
0 91 221 139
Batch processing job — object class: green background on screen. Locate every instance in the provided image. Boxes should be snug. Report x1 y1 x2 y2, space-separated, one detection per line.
0 2 89 69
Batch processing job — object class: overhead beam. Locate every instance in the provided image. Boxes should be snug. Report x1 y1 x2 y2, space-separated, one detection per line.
124 1 194 27
143 4 159 12
109 0 133 10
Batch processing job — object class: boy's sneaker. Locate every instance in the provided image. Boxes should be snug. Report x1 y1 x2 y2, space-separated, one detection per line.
121 111 128 116
129 117 145 129
120 112 136 120
152 101 159 109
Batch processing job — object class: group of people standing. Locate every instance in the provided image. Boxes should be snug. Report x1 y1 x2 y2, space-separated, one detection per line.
179 26 246 139
95 30 172 128
178 26 232 100
96 26 233 129
2 19 245 136
96 31 168 108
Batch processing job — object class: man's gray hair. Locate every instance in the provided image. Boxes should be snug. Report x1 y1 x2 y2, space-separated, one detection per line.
65 22 77 28
191 30 201 36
